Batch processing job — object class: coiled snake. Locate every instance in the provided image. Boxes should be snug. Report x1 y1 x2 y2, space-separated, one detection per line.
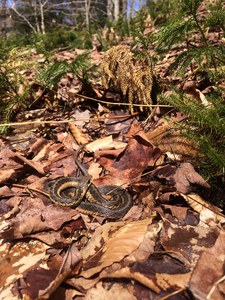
45 145 132 219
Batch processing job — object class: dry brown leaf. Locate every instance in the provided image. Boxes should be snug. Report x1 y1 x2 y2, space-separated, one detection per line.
85 282 137 300
0 169 16 184
0 185 15 197
67 275 99 292
104 110 134 135
122 205 143 220
0 198 80 240
30 140 51 162
87 161 102 179
80 222 122 260
38 244 82 299
125 221 162 263
0 240 49 300
178 193 225 225
94 129 161 186
81 218 153 278
28 138 49 159
161 220 220 268
155 272 191 291
189 230 225 300
40 143 64 163
15 153 45 175
173 163 210 193
86 135 127 152
68 122 89 145
101 266 160 293
163 205 188 223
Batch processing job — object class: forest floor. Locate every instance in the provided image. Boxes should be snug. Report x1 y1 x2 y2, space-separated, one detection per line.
0 20 225 300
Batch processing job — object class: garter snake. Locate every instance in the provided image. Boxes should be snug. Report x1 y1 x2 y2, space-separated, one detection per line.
45 145 133 219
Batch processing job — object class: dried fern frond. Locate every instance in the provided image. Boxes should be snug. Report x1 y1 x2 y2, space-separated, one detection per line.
101 45 153 112
0 47 42 130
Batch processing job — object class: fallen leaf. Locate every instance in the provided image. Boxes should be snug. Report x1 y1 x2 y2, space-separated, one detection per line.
163 205 188 223
189 230 225 300
94 133 160 186
173 163 210 193
179 193 225 225
68 122 89 145
102 267 160 293
0 169 16 185
37 244 82 299
81 218 153 278
85 282 137 300
161 220 220 267
0 197 80 240
15 153 45 175
125 222 162 263
0 240 49 300
155 272 191 291
86 135 127 152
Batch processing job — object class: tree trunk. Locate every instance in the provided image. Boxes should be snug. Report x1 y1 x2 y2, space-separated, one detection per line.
1 0 7 36
114 0 119 20
129 0 135 19
39 0 46 34
122 0 127 18
9 0 37 33
34 1 40 33
107 0 113 21
84 0 90 28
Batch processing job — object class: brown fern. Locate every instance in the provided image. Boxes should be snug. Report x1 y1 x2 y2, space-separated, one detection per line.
101 45 153 112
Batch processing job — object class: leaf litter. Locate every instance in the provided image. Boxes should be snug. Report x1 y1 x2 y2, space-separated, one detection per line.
0 51 225 300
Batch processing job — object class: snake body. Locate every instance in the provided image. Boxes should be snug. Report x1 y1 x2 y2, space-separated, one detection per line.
46 147 132 219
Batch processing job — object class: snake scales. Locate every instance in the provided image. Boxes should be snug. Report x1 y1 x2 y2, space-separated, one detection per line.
45 145 133 219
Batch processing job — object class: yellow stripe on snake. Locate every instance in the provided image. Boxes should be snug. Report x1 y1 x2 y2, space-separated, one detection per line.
45 145 132 219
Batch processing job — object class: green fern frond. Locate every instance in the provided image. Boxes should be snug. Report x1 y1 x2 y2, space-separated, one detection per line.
205 8 225 30
160 91 225 176
40 60 70 88
170 45 225 74
70 52 92 76
0 46 42 128
161 92 225 135
208 65 225 81
157 17 195 49
181 0 203 15
197 134 225 176
40 52 92 88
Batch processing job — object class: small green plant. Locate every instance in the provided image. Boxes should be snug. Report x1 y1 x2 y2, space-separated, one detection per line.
146 0 180 25
156 0 225 78
0 47 42 130
40 51 96 89
160 91 225 178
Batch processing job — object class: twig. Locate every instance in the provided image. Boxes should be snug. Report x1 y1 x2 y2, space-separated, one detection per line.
13 183 49 197
0 112 139 127
207 274 225 299
158 288 185 300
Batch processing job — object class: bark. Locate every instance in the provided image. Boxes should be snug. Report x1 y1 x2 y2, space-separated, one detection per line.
9 0 37 33
1 0 7 36
129 0 135 19
114 0 119 20
107 0 113 20
39 0 48 34
84 0 90 28
122 0 127 18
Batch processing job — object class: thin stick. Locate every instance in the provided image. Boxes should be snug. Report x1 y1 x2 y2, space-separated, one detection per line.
158 288 185 300
207 275 225 299
75 92 172 108
0 112 139 127
13 183 49 197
